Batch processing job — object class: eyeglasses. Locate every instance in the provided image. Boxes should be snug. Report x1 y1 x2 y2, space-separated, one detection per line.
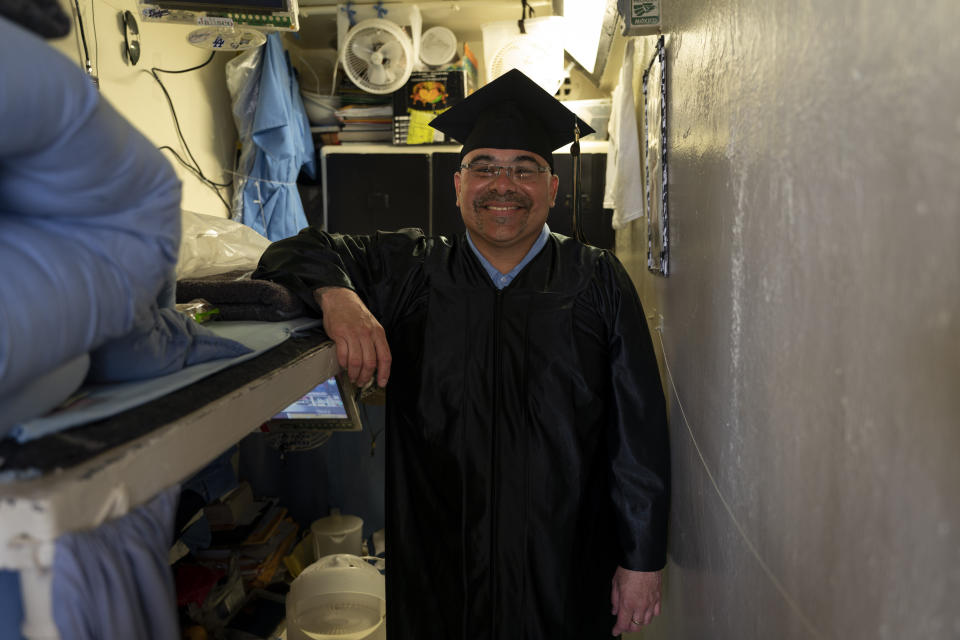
460 162 551 183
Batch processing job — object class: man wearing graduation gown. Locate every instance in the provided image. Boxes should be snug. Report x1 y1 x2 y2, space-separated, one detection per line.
254 69 670 639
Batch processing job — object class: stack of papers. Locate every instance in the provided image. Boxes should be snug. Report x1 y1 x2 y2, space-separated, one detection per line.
335 104 394 143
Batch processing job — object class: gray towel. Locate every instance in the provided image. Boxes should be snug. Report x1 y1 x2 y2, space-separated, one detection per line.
176 270 305 322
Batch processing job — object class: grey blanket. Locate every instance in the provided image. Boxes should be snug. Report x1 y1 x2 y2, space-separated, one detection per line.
176 270 305 322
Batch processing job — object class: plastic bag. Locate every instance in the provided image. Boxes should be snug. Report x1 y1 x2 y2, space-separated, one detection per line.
175 210 272 279
175 298 220 323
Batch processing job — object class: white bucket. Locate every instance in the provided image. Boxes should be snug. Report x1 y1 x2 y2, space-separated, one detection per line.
311 513 364 561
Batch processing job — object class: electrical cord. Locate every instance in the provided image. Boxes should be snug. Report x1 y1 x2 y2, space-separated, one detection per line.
357 400 385 457
159 145 231 188
71 0 97 83
89 0 98 79
162 144 232 188
148 52 233 213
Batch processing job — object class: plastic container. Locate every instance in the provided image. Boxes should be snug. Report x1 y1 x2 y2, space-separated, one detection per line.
301 91 342 127
561 98 613 141
420 26 458 66
287 554 385 640
311 513 364 561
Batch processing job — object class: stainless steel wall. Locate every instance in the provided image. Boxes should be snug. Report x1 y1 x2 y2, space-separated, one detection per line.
615 1 960 638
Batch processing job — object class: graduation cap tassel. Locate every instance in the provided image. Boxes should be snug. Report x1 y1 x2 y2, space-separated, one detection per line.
572 120 587 244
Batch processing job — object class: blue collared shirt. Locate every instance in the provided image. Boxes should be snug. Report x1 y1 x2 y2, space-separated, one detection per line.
465 224 551 290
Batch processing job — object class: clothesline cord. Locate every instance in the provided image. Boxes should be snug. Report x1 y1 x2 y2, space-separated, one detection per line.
229 170 299 187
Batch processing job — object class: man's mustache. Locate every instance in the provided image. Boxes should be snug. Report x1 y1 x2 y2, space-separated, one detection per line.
474 191 533 209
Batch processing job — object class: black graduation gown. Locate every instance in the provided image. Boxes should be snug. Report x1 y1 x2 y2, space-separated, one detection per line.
254 227 670 640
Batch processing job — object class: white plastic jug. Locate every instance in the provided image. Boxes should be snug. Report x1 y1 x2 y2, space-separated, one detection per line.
311 513 364 561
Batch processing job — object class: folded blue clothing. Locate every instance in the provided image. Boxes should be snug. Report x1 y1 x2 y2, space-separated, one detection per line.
0 353 89 438
0 301 251 440
87 307 251 383
10 317 322 443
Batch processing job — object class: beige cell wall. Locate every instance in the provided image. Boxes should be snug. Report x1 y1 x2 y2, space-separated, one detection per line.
615 1 960 638
50 0 237 217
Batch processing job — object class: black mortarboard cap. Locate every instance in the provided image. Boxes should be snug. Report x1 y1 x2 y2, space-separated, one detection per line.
429 69 594 171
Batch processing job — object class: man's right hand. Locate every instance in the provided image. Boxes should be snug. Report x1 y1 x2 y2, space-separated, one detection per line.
314 287 392 389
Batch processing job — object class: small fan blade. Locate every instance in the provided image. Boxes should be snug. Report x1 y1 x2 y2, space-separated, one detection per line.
351 38 374 62
379 40 405 65
367 62 388 86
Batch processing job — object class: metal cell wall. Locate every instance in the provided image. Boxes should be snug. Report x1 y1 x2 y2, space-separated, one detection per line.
615 1 960 638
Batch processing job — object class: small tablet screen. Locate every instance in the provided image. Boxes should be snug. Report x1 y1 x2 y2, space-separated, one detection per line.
273 377 347 420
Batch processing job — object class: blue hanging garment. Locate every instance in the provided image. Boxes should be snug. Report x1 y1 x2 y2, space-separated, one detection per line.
51 486 182 640
228 34 316 241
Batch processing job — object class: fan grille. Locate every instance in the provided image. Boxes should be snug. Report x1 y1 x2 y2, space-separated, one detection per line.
294 593 384 639
341 19 413 94
489 37 564 95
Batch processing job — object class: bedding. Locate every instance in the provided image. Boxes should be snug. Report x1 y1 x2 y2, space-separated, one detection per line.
0 16 245 437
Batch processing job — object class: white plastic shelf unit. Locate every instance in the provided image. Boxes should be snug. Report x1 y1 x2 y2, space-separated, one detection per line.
0 336 339 640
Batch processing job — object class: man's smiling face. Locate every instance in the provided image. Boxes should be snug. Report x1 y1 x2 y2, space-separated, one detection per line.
454 147 559 261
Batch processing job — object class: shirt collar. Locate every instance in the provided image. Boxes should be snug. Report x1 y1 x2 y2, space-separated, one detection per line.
466 224 551 290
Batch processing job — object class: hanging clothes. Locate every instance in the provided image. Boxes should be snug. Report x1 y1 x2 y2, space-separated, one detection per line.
51 486 181 640
228 34 315 241
604 38 646 229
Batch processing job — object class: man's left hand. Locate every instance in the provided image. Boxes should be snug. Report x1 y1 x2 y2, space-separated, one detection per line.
610 566 662 636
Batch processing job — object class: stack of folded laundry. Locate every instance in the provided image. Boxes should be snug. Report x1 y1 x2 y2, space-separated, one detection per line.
176 271 305 322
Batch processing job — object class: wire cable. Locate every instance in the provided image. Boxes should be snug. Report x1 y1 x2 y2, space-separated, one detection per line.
89 0 99 80
148 53 233 213
653 325 825 639
159 146 231 188
71 0 97 84
358 400 384 457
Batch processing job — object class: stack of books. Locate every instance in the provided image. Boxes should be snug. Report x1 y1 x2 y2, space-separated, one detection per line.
187 492 300 588
334 103 394 143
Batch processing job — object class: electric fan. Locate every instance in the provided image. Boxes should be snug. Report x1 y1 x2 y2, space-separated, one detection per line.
482 16 565 94
340 18 415 95
287 554 386 640
489 37 563 94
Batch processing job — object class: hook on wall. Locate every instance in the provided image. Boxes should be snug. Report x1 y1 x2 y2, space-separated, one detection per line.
120 10 140 65
517 0 534 34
